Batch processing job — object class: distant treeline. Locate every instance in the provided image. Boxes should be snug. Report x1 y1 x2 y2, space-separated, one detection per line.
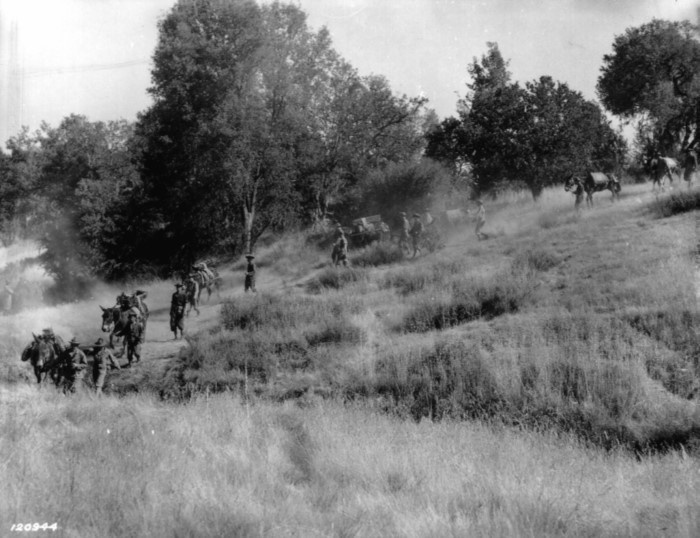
0 2 696 286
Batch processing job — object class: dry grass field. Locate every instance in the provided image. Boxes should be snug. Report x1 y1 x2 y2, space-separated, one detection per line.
1 182 699 537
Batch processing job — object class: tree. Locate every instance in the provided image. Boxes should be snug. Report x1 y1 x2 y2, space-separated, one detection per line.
517 77 626 198
298 69 428 225
427 43 625 200
32 117 139 282
426 42 525 196
136 0 266 267
597 19 700 154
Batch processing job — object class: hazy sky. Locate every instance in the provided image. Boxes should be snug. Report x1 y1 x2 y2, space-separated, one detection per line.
0 0 697 148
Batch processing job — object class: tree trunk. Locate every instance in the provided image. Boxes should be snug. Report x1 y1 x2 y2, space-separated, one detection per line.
243 205 254 254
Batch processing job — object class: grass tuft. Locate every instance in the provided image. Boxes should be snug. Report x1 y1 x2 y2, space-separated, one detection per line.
306 267 368 292
649 189 700 217
350 242 405 267
401 270 536 333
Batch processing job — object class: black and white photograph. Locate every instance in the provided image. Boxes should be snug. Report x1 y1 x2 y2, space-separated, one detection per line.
1 0 699 536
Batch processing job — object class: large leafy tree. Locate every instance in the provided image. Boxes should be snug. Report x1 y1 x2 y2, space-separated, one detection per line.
0 116 140 285
517 77 626 198
136 0 266 265
597 19 700 154
427 43 624 199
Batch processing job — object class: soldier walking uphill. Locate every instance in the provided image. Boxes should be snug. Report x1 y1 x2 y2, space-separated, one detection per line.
244 255 257 293
185 274 200 316
170 283 187 340
124 311 144 366
42 328 67 386
60 337 88 394
333 228 349 267
91 338 120 395
409 213 424 258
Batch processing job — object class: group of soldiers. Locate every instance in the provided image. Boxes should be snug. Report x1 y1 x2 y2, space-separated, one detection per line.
27 328 121 395
169 257 256 339
20 256 262 393
331 201 487 264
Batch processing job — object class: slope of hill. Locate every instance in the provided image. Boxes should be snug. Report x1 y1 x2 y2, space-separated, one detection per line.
1 183 699 536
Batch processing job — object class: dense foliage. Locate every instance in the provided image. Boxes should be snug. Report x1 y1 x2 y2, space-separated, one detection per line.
427 43 626 199
4 7 699 288
598 19 700 157
0 0 430 283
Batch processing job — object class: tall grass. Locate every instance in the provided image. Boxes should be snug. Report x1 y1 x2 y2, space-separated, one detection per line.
648 189 700 217
350 241 405 267
400 267 537 333
306 266 369 292
1 390 699 537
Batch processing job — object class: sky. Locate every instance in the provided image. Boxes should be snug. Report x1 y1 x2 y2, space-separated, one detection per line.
0 0 698 149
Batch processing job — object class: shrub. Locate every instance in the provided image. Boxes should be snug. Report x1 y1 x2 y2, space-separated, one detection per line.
381 259 463 295
306 267 368 292
350 242 405 267
371 340 503 420
401 270 535 332
649 189 700 217
162 331 313 399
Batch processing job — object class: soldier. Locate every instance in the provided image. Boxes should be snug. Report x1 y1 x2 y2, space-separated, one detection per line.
170 283 187 340
116 292 130 311
398 211 410 253
334 229 349 267
42 327 66 351
185 275 200 316
244 254 257 293
409 213 424 258
475 200 486 240
124 311 144 366
91 338 120 395
61 337 88 394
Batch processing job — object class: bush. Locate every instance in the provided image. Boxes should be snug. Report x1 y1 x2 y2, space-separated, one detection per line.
381 259 463 295
372 340 503 420
350 242 405 267
648 189 700 217
221 294 361 331
401 270 535 332
161 331 313 399
306 267 368 292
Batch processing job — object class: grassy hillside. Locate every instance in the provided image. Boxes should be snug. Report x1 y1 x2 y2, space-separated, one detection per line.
2 183 699 536
154 185 700 453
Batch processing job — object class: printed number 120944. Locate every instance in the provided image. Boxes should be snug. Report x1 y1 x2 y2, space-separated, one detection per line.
10 523 58 532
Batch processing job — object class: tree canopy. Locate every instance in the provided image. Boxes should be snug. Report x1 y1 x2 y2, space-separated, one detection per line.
427 43 625 199
597 19 700 155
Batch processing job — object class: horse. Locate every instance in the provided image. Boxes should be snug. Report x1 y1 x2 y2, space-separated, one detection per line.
649 155 680 192
21 338 55 384
190 270 220 303
100 306 131 349
565 172 620 208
